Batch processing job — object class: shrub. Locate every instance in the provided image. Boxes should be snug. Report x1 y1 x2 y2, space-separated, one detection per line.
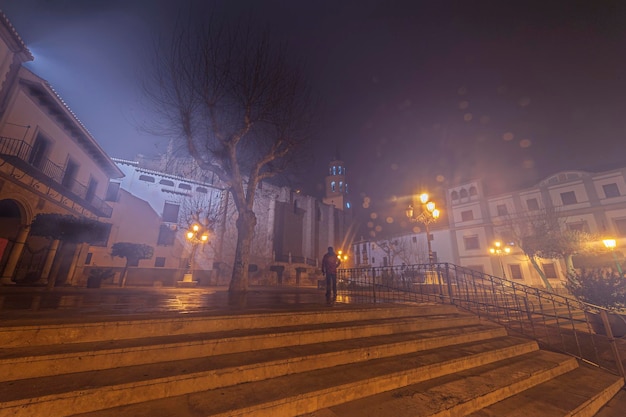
566 268 626 309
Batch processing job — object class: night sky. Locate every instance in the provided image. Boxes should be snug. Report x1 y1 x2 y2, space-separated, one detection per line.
3 0 626 237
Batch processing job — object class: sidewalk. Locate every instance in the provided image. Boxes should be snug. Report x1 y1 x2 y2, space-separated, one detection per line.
0 285 331 324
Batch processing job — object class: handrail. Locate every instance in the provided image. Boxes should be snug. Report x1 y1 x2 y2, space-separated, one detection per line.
338 262 626 379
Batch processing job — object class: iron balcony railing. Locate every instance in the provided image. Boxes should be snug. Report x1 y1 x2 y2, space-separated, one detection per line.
338 263 626 379
0 136 113 217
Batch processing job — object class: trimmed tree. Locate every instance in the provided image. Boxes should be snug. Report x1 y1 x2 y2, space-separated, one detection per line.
111 242 154 287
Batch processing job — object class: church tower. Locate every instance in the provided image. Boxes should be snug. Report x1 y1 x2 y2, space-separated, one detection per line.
323 156 350 211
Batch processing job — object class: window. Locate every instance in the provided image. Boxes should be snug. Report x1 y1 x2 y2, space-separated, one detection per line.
469 186 477 196
560 191 577 205
154 257 166 267
542 263 558 278
29 134 50 169
139 175 155 183
460 189 468 198
526 198 539 210
567 221 589 233
331 181 336 192
496 204 508 216
105 182 120 202
603 183 620 198
615 218 626 236
157 224 176 246
86 177 98 202
510 264 523 280
196 187 207 193
84 253 93 265
451 191 459 200
162 202 180 223
461 210 474 221
467 265 484 273
62 158 79 188
178 183 192 190
412 236 417 243
90 223 112 247
159 179 175 186
463 235 480 250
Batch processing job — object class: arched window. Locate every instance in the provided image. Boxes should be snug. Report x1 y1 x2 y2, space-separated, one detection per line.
339 181 343 191
460 188 469 198
469 186 477 196
331 181 336 192
332 166 337 175
451 191 459 200
139 175 155 183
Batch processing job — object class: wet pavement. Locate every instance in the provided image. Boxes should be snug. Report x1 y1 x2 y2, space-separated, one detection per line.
0 285 335 324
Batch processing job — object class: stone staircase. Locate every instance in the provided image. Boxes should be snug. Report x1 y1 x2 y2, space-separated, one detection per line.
0 303 622 417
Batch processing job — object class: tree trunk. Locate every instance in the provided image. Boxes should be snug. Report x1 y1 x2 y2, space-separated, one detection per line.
528 255 554 291
229 209 257 294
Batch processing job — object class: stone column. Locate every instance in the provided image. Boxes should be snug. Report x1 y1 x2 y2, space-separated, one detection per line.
0 225 29 285
37 239 60 285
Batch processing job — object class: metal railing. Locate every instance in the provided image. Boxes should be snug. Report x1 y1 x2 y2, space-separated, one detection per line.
0 136 113 217
338 262 626 378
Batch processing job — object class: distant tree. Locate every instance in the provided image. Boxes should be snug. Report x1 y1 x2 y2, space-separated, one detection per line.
504 207 596 290
111 242 154 287
143 14 312 296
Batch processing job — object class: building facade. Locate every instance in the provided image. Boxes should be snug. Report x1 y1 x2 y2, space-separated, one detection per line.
0 13 124 285
352 168 626 289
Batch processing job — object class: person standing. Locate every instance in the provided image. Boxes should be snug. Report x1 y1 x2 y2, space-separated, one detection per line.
322 246 341 304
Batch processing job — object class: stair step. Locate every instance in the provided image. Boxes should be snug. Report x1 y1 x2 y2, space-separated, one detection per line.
0 313 484 382
468 363 624 417
0 304 458 348
300 350 579 417
60 337 538 417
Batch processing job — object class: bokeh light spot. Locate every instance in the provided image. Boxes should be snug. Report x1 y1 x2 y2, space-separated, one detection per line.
436 174 445 183
503 132 514 141
370 212 378 219
412 226 422 234
367 221 374 228
375 225 383 232
390 163 399 171
519 96 531 107
459 100 469 110
522 158 535 169
520 139 532 148
386 216 394 224
464 113 473 122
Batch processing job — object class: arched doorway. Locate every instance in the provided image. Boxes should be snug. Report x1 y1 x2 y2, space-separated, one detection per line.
0 199 23 277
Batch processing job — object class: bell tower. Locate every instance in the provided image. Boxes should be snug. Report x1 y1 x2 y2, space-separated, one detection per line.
323 156 349 211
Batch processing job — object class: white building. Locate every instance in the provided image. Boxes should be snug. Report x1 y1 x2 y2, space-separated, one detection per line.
352 167 626 289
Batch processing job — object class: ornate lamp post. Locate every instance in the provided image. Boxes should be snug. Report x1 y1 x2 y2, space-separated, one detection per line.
182 223 209 284
603 238 623 275
489 241 511 278
405 193 440 267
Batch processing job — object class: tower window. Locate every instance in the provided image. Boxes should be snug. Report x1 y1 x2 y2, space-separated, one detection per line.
331 181 336 192
339 181 343 191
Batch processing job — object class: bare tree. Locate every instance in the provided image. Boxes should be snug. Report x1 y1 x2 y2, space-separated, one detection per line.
502 207 596 290
144 16 312 294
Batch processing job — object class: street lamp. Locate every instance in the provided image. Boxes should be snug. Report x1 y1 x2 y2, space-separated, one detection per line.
182 223 209 284
603 238 623 275
405 193 440 267
489 241 511 278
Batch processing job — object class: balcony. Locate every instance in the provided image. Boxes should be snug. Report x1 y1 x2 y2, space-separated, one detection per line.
0 136 113 218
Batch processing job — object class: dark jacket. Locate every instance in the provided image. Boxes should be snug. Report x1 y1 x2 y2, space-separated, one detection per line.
322 252 341 275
